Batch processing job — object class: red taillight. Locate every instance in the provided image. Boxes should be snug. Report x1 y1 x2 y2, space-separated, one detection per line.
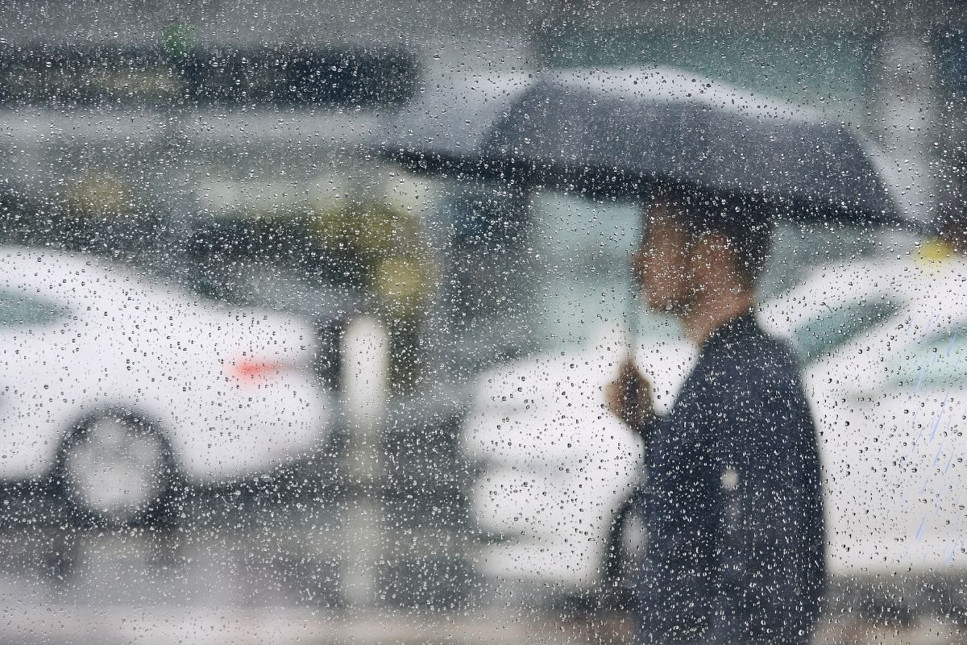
228 358 284 381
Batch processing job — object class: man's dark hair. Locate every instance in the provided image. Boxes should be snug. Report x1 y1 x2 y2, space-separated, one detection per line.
657 185 774 287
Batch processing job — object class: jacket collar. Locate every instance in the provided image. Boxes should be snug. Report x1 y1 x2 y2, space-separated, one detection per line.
700 310 760 355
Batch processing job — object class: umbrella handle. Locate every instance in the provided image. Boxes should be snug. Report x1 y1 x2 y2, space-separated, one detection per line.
625 282 641 361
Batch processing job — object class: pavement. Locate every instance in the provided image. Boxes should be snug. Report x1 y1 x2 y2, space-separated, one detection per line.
0 489 966 644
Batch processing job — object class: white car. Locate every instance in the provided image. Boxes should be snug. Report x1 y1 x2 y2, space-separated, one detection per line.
461 323 694 595
461 250 967 596
763 251 967 575
0 246 333 526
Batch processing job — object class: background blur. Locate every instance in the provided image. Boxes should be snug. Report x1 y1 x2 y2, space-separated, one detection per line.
1 1 967 643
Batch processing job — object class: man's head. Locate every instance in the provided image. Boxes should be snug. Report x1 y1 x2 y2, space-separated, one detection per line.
632 186 773 316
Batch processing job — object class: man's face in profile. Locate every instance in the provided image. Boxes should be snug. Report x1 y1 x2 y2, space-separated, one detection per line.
632 200 694 315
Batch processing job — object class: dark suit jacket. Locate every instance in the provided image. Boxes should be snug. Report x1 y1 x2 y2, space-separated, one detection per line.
635 312 826 644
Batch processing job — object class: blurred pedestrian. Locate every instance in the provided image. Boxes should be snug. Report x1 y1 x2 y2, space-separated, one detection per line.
606 186 826 644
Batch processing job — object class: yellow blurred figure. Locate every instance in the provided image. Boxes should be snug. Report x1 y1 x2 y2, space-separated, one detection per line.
310 198 438 391
65 173 134 217
374 256 436 321
916 204 967 269
311 199 423 259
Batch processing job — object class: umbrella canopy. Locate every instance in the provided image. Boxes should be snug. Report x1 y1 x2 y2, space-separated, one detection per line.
374 67 902 226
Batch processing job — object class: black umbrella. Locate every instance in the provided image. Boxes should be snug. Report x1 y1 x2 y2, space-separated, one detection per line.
375 67 904 226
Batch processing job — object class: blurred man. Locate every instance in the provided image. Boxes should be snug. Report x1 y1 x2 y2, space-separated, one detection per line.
606 188 826 644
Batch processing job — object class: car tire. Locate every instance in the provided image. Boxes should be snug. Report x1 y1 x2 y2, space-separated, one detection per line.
54 409 177 528
603 499 644 611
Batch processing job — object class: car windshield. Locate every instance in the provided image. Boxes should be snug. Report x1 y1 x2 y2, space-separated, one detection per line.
791 298 903 364
0 287 67 327
892 328 967 390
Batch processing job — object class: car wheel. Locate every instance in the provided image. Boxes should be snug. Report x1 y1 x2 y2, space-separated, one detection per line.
603 500 644 611
55 410 176 528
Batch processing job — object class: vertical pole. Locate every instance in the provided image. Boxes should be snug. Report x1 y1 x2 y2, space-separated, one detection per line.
341 315 390 608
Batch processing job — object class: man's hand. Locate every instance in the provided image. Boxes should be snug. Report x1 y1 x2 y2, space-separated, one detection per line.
605 359 657 430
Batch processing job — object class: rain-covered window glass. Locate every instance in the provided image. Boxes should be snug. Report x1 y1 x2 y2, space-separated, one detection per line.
6 2 967 643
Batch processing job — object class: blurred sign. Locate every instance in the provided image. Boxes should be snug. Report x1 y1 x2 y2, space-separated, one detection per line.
0 44 419 109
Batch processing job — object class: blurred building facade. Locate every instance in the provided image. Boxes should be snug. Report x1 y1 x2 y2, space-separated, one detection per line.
0 0 965 366
1 1 964 218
